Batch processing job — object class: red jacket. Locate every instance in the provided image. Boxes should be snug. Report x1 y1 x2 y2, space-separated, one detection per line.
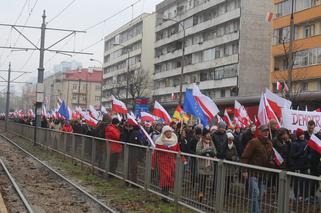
62 124 73 133
105 124 122 153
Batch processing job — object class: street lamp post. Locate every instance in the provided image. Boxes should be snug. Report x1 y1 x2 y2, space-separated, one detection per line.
163 18 185 106
113 44 131 104
89 58 103 106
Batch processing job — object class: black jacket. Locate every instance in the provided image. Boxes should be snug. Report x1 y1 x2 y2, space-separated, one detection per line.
290 139 310 171
241 129 254 153
212 131 228 159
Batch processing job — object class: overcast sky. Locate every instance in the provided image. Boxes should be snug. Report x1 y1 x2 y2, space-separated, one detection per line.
0 0 162 93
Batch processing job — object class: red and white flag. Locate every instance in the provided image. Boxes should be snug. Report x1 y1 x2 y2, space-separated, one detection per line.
276 81 283 92
127 113 138 126
258 94 268 125
265 11 274 22
264 88 291 121
234 100 251 127
141 112 155 122
101 105 108 114
192 84 219 120
223 110 232 126
264 95 281 128
273 148 284 167
80 111 98 127
153 101 171 123
112 95 128 114
89 105 99 120
308 134 321 154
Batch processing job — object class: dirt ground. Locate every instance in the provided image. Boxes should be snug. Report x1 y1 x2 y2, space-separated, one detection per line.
0 136 108 213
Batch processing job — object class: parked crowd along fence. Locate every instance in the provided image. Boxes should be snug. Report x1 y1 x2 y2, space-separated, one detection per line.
0 121 320 213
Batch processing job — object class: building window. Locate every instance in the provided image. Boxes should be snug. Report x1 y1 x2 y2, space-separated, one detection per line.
95 84 101 91
220 89 225 98
302 81 308 92
82 95 87 101
72 84 78 90
72 95 77 100
95 96 100 101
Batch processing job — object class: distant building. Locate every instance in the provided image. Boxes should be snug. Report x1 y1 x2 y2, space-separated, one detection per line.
154 0 272 109
271 0 321 104
43 68 102 110
53 60 82 73
102 13 156 108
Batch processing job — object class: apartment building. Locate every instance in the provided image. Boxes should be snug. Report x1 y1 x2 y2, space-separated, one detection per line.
271 0 321 98
102 13 156 108
43 68 102 110
153 0 272 108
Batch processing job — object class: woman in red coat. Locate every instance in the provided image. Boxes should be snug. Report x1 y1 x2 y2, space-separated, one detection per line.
152 125 185 199
105 118 121 174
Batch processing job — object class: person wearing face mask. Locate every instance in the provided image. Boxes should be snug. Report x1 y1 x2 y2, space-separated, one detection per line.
272 128 291 170
225 132 240 193
241 123 256 154
196 129 216 202
241 125 275 213
151 126 186 201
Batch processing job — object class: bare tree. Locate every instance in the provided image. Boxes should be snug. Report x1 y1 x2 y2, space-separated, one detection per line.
111 69 151 109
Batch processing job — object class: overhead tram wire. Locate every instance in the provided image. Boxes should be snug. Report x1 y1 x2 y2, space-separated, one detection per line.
47 0 77 24
21 0 76 70
45 0 142 64
0 0 29 65
0 0 40 69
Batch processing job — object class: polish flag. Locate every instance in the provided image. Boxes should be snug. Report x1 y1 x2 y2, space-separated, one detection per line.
41 105 47 117
265 11 274 22
112 95 128 114
80 111 98 127
127 113 138 126
264 88 292 121
101 105 108 114
89 105 99 120
273 148 284 167
258 94 268 125
234 100 251 127
314 108 321 112
141 112 155 122
308 134 321 154
192 84 219 120
264 96 281 128
223 110 232 126
153 101 171 123
276 81 283 92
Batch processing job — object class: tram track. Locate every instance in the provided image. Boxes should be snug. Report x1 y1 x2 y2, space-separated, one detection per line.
0 133 117 213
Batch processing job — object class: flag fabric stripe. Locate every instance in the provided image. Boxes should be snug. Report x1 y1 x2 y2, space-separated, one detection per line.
308 134 321 154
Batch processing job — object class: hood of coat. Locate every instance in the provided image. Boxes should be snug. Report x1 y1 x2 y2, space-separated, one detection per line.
156 131 178 147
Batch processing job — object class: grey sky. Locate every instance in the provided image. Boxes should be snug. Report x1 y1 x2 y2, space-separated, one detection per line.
0 0 162 92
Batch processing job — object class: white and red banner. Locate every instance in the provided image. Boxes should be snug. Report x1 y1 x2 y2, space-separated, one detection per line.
282 108 321 132
308 134 321 154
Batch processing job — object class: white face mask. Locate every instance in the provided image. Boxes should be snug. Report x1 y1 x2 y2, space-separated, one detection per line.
228 143 234 150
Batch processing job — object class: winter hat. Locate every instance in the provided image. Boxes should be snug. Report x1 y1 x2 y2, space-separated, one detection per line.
162 125 174 134
226 132 234 139
218 121 227 129
296 128 304 138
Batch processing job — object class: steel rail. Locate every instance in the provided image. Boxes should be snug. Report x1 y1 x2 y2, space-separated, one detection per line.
0 134 117 213
0 159 34 213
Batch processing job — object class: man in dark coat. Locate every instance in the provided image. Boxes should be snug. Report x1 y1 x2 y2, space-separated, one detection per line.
241 123 256 154
212 121 228 159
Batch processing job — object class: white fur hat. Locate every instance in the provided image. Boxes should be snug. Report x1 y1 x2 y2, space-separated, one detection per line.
226 132 234 139
162 125 174 134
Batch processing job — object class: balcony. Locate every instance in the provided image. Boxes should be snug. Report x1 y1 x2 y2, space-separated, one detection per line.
104 48 142 67
104 34 143 56
272 34 321 56
103 62 141 79
273 4 321 29
154 54 239 80
155 32 239 64
156 0 225 32
271 64 321 83
155 8 241 48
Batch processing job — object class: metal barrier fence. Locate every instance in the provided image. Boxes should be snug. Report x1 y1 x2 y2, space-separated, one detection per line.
1 121 320 213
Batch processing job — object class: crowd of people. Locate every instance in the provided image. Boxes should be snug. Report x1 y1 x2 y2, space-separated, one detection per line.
3 113 321 212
